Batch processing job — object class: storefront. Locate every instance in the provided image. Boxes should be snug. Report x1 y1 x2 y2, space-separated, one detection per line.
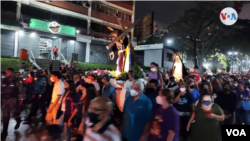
17 18 80 61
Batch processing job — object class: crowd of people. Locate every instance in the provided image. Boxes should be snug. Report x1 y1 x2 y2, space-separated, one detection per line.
1 61 250 141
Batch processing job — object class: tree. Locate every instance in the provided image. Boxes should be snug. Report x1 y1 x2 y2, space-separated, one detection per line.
168 2 235 72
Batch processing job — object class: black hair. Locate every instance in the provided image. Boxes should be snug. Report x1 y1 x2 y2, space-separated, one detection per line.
187 80 194 86
128 70 135 78
6 68 14 72
81 83 97 112
46 125 62 140
102 74 110 82
43 69 49 75
33 67 37 70
149 79 159 87
51 71 62 79
65 80 76 92
29 72 35 78
194 66 199 69
88 74 96 80
169 76 175 82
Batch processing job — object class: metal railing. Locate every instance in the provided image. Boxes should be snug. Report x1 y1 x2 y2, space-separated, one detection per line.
28 50 41 70
61 53 69 65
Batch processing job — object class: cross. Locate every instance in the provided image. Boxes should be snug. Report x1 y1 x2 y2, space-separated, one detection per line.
106 18 140 49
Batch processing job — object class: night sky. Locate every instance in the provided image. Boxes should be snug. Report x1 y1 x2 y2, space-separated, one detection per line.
135 1 250 28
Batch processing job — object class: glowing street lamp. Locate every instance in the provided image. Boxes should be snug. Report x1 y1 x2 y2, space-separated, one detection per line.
228 52 232 55
167 39 172 44
234 52 238 55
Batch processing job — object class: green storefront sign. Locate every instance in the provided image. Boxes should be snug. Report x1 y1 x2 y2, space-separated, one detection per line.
29 18 76 36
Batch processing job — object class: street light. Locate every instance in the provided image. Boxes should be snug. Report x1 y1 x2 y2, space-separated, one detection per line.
76 30 80 33
243 60 245 62
234 52 238 55
167 39 172 44
228 52 232 55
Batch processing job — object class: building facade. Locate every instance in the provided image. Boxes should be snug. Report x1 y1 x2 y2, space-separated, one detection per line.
1 0 135 64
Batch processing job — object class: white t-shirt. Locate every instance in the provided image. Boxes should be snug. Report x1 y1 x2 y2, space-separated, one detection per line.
93 81 100 91
51 80 65 104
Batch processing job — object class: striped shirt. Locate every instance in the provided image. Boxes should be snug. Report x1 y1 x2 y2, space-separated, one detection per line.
83 119 121 141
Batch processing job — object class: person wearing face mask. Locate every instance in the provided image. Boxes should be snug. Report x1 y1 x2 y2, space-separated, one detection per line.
24 72 35 104
88 74 101 96
187 94 224 141
187 81 200 107
167 76 179 91
212 77 223 94
56 80 80 141
141 89 180 141
232 80 238 91
144 79 159 109
46 71 65 125
235 81 250 125
173 83 192 141
83 96 121 141
73 73 81 88
214 84 237 126
68 83 97 140
122 81 152 141
148 62 163 89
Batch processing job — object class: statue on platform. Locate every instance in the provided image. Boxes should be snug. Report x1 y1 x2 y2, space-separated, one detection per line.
108 30 131 75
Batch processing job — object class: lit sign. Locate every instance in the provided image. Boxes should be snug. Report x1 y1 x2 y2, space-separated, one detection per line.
29 18 76 36
134 43 163 50
49 21 60 33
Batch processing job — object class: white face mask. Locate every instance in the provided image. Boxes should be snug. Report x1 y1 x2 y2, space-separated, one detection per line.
156 96 163 105
1 76 5 79
130 89 139 97
151 68 156 72
246 88 249 91
50 77 55 82
233 83 238 87
207 80 210 82
180 88 186 92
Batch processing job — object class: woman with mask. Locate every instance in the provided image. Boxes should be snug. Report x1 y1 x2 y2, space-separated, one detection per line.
215 84 238 125
187 94 224 141
57 80 80 141
68 83 97 141
148 62 163 89
173 83 193 141
141 89 180 141
187 81 200 106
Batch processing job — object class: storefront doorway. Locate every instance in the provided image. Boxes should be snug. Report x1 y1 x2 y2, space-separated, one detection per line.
38 37 62 60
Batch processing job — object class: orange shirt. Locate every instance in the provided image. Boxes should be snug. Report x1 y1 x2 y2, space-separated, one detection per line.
53 48 58 53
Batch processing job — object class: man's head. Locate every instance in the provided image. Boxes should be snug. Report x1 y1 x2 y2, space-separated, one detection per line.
147 79 158 90
169 76 175 83
88 97 113 127
88 74 96 83
5 68 14 78
130 81 144 97
128 70 135 80
33 67 38 72
54 45 57 48
221 68 225 73
73 73 79 82
101 74 110 84
50 71 61 83
194 66 199 72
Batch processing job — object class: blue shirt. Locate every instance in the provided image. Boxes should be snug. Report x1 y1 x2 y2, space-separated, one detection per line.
122 93 152 141
191 89 200 103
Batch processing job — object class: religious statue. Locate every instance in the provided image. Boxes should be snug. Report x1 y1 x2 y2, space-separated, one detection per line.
172 54 183 81
108 30 131 75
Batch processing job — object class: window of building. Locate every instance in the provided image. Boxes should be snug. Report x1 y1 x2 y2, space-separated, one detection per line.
100 5 105 13
110 8 114 16
166 53 173 62
104 6 109 15
92 2 96 10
